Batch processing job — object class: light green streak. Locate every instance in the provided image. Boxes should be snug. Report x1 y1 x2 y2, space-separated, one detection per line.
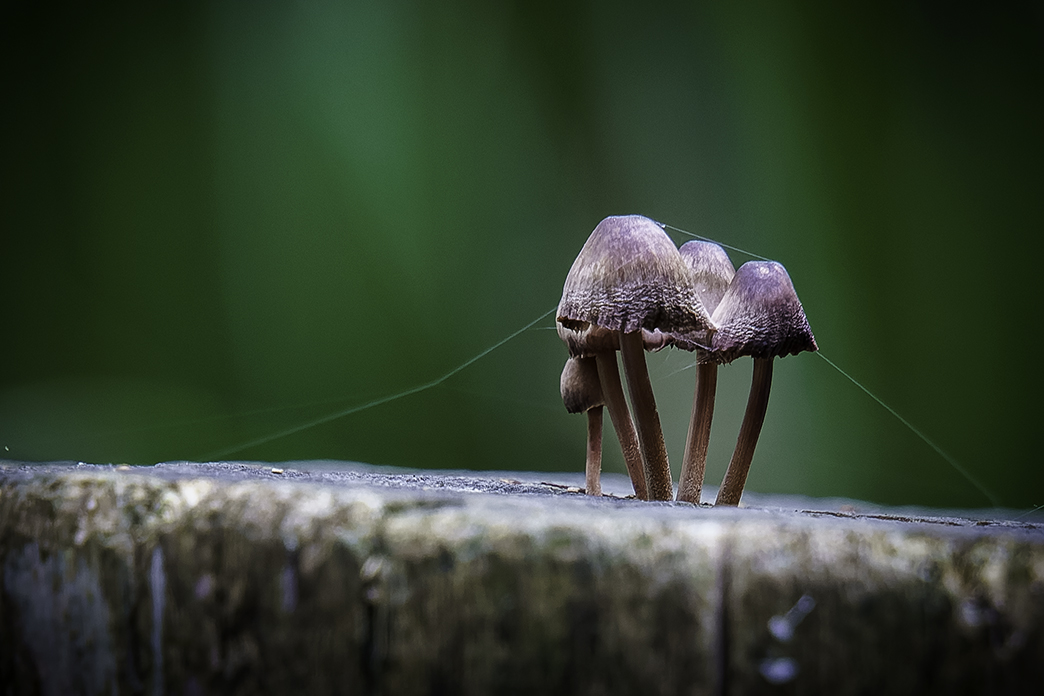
1013 503 1044 521
816 352 1001 508
203 306 557 459
660 223 772 261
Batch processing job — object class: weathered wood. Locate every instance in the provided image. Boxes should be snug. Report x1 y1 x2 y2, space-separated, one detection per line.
0 462 1041 695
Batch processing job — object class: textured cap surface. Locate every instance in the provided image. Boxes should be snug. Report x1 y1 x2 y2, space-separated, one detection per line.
708 261 817 364
557 216 714 343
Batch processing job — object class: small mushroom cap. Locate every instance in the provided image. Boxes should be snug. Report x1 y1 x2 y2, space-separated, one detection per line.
560 357 604 413
707 261 818 365
664 241 737 353
557 215 714 344
678 241 736 313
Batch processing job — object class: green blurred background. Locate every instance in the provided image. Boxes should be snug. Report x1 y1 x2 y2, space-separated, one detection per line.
2 1 1041 509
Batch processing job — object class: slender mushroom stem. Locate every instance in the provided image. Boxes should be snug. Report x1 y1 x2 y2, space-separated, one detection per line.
677 361 718 504
619 330 673 501
595 352 647 499
716 357 774 506
585 406 603 496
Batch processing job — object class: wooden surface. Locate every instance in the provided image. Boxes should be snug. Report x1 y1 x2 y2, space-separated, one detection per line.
1 461 1042 695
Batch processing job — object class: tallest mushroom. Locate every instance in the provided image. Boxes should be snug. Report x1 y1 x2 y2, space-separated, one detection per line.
557 215 715 501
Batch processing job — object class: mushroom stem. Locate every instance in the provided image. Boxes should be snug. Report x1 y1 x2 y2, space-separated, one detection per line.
585 406 603 496
716 357 774 506
619 330 673 501
594 352 647 499
677 362 718 504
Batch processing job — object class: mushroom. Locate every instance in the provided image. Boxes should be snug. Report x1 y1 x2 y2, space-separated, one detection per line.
707 261 818 506
557 215 715 501
674 241 736 504
560 357 605 496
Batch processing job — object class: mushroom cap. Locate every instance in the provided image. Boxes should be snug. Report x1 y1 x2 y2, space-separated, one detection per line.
678 240 736 313
556 215 714 346
663 241 737 353
560 357 603 414
706 261 818 365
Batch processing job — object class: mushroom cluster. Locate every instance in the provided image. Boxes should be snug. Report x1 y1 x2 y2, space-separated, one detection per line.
556 215 817 505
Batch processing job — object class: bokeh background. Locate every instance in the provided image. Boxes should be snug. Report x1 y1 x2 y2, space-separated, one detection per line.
3 1 1041 509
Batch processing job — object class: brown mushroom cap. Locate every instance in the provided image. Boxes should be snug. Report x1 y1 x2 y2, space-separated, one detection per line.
557 215 714 343
708 261 817 365
560 357 604 414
